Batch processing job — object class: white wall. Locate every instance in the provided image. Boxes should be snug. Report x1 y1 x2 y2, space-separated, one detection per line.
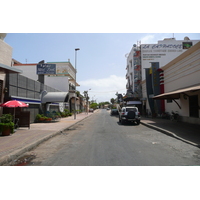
163 44 200 119
164 49 200 92
13 64 38 80
141 39 199 81
45 76 69 92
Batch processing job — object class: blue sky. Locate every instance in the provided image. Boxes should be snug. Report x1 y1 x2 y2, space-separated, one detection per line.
4 33 200 102
2 1 199 103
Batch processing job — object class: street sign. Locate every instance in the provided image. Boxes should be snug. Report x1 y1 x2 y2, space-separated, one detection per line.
37 64 56 75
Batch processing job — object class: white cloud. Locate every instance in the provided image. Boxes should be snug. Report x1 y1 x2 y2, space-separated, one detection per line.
78 75 127 102
140 34 156 44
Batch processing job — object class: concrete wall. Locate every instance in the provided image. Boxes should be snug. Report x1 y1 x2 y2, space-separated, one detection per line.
0 39 12 66
162 43 200 124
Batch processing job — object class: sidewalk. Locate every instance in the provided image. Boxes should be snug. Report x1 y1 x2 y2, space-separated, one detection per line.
141 117 200 148
0 111 95 166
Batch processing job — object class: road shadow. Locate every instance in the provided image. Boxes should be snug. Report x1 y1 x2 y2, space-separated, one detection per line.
117 121 139 126
142 118 200 146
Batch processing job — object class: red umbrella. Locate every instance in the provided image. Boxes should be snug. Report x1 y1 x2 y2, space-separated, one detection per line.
0 100 28 108
0 100 29 122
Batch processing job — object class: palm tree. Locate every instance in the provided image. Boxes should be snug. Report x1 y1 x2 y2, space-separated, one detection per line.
110 98 115 104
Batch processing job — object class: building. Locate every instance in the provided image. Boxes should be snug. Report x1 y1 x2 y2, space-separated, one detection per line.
140 37 199 115
0 33 22 111
153 41 200 125
0 34 85 123
124 42 142 111
12 60 78 92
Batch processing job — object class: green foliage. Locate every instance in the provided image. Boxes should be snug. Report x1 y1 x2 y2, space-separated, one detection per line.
99 101 110 108
110 98 115 104
0 122 14 133
35 114 52 122
90 103 98 109
0 114 14 133
0 114 13 123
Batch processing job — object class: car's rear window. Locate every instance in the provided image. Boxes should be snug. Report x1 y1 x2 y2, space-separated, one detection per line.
126 108 137 112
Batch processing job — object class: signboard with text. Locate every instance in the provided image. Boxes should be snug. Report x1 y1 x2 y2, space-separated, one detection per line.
37 64 56 75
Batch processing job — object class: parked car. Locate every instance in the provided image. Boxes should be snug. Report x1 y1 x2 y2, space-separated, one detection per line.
89 108 94 112
110 109 119 116
118 106 140 125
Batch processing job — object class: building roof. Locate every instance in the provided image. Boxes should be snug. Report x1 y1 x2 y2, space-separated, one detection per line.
0 63 22 73
41 92 69 103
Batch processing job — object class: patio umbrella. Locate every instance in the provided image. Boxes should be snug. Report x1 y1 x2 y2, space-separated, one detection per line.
0 100 29 122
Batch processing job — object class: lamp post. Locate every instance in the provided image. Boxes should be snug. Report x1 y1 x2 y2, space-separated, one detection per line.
74 48 80 119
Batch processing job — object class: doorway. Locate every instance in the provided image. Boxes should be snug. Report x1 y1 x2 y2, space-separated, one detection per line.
189 95 199 118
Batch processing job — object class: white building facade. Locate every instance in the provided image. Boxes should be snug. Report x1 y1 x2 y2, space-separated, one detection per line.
140 37 199 115
126 43 142 98
13 60 77 92
153 41 200 125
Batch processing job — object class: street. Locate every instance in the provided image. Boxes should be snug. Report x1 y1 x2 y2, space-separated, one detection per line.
24 109 200 166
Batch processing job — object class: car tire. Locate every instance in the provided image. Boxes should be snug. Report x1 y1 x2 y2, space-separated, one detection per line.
136 120 140 125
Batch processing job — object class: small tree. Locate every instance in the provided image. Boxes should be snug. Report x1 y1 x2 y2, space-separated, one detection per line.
110 98 115 104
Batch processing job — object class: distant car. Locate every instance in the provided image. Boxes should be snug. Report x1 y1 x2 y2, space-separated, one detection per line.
89 108 94 112
110 109 119 116
106 108 110 110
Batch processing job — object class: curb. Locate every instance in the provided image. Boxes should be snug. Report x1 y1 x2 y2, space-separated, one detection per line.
141 121 200 148
0 113 93 166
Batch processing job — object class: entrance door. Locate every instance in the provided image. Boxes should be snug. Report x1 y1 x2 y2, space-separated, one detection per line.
189 95 199 118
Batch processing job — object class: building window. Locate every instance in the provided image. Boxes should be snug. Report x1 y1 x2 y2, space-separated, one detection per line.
167 99 172 103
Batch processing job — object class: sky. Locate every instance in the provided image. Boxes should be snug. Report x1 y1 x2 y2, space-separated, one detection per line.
4 33 200 102
2 1 199 103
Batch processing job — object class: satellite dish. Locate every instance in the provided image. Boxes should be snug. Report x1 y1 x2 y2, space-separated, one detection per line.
125 53 129 58
184 36 190 40
0 33 7 40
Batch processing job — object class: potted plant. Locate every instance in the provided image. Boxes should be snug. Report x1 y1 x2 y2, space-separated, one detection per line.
45 117 52 122
0 114 14 136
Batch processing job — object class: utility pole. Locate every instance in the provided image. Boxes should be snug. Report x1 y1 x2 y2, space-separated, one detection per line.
74 48 80 119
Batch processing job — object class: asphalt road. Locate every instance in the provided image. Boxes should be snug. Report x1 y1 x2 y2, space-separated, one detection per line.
26 109 200 166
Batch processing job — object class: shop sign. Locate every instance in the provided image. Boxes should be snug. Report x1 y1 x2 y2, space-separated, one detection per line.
37 64 56 75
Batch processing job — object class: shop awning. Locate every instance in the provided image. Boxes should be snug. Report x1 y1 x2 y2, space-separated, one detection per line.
0 63 22 74
41 92 69 103
153 85 200 100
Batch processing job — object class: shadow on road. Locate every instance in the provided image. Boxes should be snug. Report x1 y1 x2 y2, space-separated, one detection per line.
117 121 139 126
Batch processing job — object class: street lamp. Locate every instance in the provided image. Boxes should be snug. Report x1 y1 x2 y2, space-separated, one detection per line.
74 48 80 119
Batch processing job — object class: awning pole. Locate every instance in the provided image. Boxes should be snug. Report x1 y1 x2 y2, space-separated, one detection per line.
172 99 181 109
